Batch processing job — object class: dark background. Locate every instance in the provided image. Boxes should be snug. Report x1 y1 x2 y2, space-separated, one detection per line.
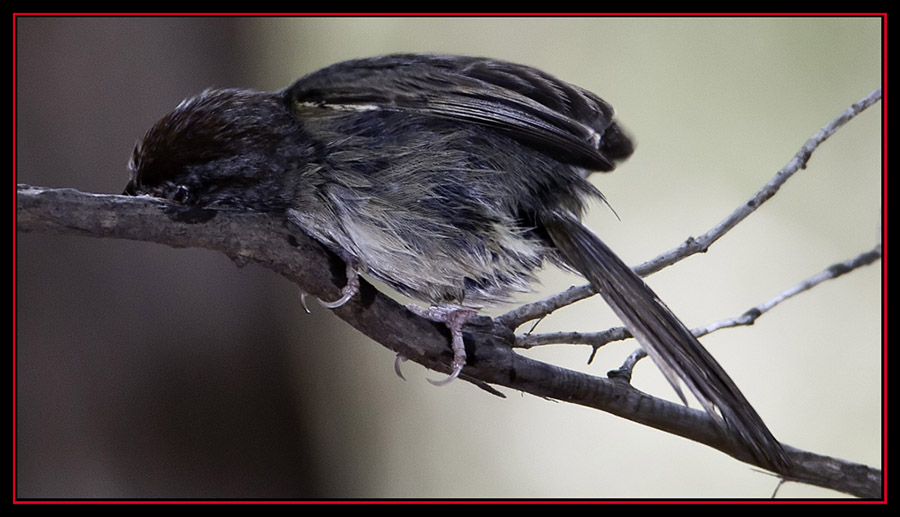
15 16 881 498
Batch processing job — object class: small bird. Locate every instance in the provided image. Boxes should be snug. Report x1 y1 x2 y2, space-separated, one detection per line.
124 53 790 473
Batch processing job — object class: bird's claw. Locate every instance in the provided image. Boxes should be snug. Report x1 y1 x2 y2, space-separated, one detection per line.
407 305 476 386
300 261 360 310
394 354 408 381
426 360 464 386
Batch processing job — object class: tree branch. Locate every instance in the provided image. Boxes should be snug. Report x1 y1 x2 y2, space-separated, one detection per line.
14 87 883 499
15 183 882 498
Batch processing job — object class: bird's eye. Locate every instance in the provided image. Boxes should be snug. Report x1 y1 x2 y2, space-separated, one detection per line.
172 185 192 204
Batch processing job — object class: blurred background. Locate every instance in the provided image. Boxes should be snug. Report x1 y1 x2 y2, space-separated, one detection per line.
15 16 882 499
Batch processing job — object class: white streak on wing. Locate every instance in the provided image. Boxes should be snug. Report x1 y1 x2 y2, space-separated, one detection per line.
296 101 381 112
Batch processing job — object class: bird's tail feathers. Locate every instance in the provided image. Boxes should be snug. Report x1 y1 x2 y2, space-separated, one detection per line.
543 214 790 473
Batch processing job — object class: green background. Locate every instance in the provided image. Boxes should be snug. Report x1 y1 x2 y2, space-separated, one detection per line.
15 16 882 499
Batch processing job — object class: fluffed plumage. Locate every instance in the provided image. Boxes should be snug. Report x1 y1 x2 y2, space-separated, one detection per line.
125 54 790 473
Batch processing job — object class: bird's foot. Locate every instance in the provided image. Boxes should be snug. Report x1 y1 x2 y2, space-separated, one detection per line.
405 305 477 385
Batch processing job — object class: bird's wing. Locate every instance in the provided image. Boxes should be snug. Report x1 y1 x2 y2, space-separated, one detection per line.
284 54 633 171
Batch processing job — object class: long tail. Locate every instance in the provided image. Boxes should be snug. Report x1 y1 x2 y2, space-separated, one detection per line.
543 215 790 473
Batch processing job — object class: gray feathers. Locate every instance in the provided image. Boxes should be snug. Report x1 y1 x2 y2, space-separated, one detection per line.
125 53 789 474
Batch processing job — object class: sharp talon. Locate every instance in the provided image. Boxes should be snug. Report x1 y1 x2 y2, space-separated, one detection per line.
394 354 408 381
299 291 311 314
427 363 463 386
318 260 360 309
318 288 355 309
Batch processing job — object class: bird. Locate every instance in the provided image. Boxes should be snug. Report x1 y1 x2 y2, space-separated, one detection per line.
123 53 791 473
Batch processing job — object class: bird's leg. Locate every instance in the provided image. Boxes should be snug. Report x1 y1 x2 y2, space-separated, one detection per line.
405 305 477 385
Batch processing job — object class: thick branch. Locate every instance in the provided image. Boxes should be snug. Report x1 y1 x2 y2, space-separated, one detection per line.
16 184 882 498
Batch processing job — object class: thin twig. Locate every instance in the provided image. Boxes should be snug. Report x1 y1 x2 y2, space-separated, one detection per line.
497 88 883 330
515 244 883 355
610 243 882 380
692 244 883 337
